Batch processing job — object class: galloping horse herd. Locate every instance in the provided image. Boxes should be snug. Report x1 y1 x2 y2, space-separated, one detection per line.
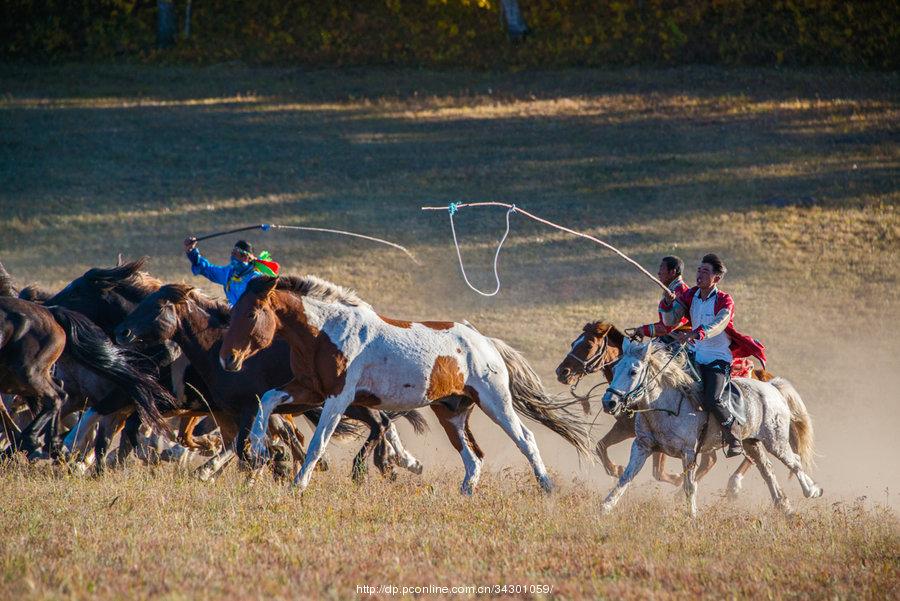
0 258 822 515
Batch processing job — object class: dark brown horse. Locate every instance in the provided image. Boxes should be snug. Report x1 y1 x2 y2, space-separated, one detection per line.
115 283 427 480
29 258 187 465
42 258 312 475
557 321 764 490
0 297 173 457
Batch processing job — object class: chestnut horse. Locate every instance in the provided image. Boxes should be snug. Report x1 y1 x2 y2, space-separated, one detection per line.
556 321 766 496
220 275 590 494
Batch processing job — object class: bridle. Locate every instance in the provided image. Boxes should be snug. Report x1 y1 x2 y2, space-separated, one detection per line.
605 341 691 418
566 333 618 401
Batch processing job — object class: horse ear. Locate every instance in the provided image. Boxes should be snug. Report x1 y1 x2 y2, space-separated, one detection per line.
622 337 633 353
642 342 653 359
116 253 124 267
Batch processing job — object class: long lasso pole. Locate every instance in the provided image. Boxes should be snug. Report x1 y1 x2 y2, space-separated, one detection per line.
189 223 418 264
421 202 668 293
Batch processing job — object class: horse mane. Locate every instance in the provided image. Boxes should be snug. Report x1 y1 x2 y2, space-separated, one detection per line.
156 283 231 324
627 341 699 400
0 261 18 297
84 257 163 295
584 320 625 348
260 274 370 308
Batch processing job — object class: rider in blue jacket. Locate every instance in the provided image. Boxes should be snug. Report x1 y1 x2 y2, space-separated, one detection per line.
183 237 263 306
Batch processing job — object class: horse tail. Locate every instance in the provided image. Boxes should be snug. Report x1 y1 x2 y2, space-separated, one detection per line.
488 336 591 457
302 407 365 440
769 376 815 470
387 410 430 435
47 306 173 435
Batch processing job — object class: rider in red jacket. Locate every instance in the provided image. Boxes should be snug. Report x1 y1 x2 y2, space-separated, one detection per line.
625 255 690 340
659 254 766 457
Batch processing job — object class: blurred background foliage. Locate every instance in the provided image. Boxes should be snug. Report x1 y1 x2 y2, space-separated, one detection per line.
1 0 897 69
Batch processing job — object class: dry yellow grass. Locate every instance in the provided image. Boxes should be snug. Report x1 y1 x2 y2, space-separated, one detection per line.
0 464 896 600
0 65 898 598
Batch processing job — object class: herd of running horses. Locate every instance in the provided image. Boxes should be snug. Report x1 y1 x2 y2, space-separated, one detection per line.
0 258 822 515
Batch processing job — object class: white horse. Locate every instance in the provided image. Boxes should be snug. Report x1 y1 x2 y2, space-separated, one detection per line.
219 275 591 494
600 339 822 515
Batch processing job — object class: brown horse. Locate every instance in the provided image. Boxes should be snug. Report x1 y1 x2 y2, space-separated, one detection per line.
556 321 762 491
219 275 589 494
115 283 427 481
0 297 173 457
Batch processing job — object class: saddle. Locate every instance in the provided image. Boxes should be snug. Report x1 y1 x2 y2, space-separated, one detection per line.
722 380 747 426
682 350 747 426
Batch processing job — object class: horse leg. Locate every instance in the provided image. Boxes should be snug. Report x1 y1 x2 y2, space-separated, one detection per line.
93 411 129 474
63 406 100 459
294 392 355 492
681 451 699 517
652 453 685 487
269 414 306 477
601 439 652 514
744 440 791 513
689 451 717 487
116 411 143 465
596 417 635 478
764 437 823 499
300 409 331 471
341 407 386 482
432 403 482 494
472 383 553 493
383 421 423 475
197 414 237 483
247 389 293 466
178 415 202 449
726 457 754 499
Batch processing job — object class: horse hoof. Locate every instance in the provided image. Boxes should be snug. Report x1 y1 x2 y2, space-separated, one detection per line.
600 502 614 515
808 486 823 499
197 469 214 483
539 476 554 495
410 461 424 475
776 498 793 514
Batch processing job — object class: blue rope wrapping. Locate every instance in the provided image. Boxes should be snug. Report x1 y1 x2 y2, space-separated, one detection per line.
448 202 459 216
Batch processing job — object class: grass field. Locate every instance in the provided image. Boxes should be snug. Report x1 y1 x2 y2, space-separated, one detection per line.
0 65 898 599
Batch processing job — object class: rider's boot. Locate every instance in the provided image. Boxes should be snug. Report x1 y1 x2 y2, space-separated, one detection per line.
721 418 743 457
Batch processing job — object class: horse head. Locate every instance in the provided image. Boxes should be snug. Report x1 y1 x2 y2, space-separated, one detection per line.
220 276 280 372
601 337 653 416
115 284 192 347
555 321 624 386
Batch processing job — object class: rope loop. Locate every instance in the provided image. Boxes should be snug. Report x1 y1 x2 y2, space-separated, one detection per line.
448 204 517 297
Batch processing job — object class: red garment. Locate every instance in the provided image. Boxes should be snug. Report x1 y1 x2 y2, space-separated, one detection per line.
730 357 755 378
640 279 690 337
671 286 767 367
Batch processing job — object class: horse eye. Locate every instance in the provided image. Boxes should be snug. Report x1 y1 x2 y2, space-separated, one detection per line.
630 369 638 376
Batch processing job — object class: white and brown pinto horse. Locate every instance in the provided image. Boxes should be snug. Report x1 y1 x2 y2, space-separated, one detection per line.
220 275 591 494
